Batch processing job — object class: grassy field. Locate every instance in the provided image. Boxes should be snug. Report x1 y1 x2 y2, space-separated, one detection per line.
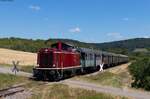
20 65 34 73
0 48 36 66
0 73 28 89
30 83 128 99
73 72 123 88
73 63 132 88
0 73 128 99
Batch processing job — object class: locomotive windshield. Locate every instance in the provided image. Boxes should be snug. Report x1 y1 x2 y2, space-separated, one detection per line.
51 42 74 50
51 43 58 49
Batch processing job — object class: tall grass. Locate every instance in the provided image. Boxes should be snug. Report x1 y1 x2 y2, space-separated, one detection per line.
74 71 123 88
0 73 27 89
30 84 127 99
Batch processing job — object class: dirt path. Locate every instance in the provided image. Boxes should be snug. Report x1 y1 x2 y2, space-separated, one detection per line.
0 66 32 78
0 65 150 99
63 79 150 99
3 91 31 99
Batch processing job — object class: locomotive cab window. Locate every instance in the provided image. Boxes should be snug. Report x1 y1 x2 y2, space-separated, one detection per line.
51 43 58 49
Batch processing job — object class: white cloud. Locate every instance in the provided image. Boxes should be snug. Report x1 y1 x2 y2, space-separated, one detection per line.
107 32 123 39
122 17 129 21
143 35 149 38
69 27 81 33
29 5 41 11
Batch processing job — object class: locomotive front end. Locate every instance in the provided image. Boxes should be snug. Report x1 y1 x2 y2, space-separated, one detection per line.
37 48 54 68
33 48 57 80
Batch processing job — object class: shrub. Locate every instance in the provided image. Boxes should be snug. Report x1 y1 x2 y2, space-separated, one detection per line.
129 57 150 90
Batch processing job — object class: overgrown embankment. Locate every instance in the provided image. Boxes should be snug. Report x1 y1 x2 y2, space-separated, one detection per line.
73 63 132 88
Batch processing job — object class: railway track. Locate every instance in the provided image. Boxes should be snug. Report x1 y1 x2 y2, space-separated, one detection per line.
0 84 25 97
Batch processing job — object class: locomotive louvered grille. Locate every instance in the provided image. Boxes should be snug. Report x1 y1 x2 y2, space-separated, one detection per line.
39 52 53 68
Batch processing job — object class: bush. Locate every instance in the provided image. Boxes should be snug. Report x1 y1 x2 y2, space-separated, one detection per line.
129 57 150 90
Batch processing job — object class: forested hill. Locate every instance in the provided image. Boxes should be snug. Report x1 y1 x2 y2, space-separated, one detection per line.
0 37 150 54
92 38 150 54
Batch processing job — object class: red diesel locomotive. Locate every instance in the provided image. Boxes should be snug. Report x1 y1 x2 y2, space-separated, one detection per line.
33 42 129 80
33 42 81 80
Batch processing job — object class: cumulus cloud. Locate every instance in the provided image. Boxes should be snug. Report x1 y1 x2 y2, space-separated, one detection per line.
29 5 41 11
107 32 123 39
69 27 81 33
122 17 129 21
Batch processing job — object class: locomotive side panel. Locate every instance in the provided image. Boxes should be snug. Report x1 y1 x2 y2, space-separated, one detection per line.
54 51 80 69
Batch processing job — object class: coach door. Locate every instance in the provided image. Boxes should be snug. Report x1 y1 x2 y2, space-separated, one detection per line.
80 52 85 67
94 54 96 67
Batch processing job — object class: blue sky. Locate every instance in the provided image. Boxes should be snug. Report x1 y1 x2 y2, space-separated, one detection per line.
0 0 150 43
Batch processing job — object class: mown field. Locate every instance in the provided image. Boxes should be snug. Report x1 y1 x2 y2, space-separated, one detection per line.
0 48 36 66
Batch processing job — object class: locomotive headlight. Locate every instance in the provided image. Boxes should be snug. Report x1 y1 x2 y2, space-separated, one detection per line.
45 49 48 52
53 64 56 67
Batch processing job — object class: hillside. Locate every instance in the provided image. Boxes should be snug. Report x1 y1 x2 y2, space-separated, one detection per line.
0 37 150 55
93 38 150 51
0 48 36 66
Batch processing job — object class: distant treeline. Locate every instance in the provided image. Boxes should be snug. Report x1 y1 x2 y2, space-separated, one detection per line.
0 37 150 54
0 37 94 53
0 37 47 52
